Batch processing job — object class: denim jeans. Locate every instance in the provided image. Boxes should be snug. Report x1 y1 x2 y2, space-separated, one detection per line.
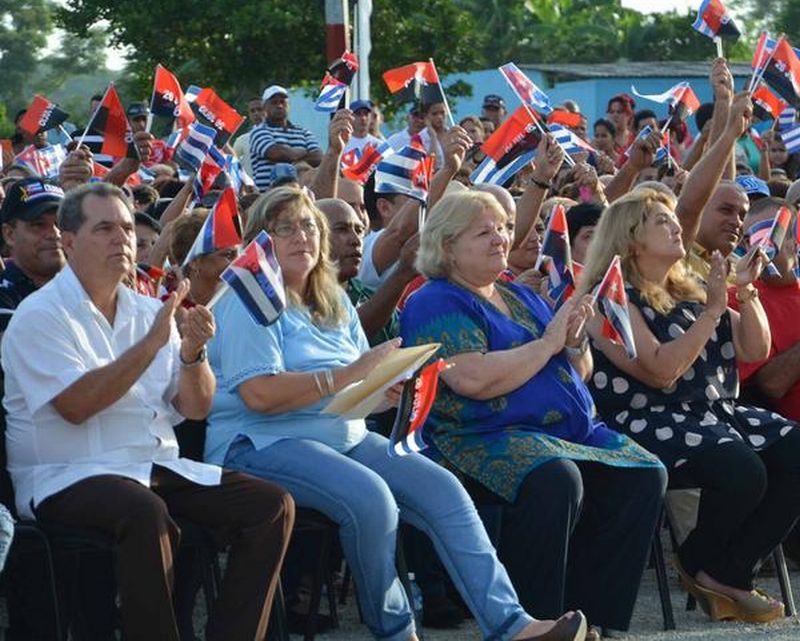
225 432 534 641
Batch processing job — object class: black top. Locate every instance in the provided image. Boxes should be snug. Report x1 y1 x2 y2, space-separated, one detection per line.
0 262 40 332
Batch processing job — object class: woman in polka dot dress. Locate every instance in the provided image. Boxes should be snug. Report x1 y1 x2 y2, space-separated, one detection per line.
580 188 800 624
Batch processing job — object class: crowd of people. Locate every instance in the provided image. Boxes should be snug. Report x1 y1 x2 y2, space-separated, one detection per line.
1 52 800 641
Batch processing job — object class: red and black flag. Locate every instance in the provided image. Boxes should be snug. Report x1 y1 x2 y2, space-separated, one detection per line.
762 38 800 109
388 359 447 457
547 109 582 130
192 88 245 147
150 64 196 132
751 85 788 122
18 95 69 136
87 85 138 159
383 61 445 107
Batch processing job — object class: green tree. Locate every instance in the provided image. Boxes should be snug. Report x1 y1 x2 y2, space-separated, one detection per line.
0 0 54 115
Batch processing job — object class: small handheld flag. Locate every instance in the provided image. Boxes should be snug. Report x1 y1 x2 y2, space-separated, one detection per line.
192 88 245 147
547 110 583 129
193 146 227 201
692 0 741 41
342 141 394 184
761 38 800 109
631 83 700 123
216 231 286 326
499 63 552 114
82 85 138 159
625 125 669 165
470 106 541 186
150 64 196 132
18 96 69 137
751 85 788 122
383 61 445 107
315 52 359 112
175 122 219 172
388 359 447 457
374 146 433 203
549 125 596 157
535 204 576 307
781 124 800 155
182 187 242 266
593 255 637 359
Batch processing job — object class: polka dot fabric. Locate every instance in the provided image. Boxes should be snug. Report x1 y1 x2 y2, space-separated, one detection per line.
588 291 794 469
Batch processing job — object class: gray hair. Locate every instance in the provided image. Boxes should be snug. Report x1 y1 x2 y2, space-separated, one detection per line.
416 191 506 279
58 182 131 233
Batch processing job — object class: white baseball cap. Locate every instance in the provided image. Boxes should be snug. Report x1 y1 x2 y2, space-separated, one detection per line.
262 85 289 102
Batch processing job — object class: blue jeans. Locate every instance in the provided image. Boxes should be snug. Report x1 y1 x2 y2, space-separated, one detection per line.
225 432 534 641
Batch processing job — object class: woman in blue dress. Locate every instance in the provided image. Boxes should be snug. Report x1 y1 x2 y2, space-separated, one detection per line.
205 185 588 641
400 190 666 635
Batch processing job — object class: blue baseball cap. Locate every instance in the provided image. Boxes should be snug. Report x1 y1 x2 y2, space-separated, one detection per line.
349 99 373 113
736 175 770 198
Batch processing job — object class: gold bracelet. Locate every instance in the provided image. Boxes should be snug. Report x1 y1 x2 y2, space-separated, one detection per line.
735 285 759 304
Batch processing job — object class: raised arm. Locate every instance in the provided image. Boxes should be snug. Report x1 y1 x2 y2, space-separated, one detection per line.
513 135 565 248
427 126 472 210
309 109 353 199
104 131 154 187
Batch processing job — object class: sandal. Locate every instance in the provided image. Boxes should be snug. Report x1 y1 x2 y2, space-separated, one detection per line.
673 556 737 621
731 588 785 624
517 610 588 641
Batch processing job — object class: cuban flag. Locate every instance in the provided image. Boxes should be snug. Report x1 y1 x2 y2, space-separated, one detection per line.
225 153 255 192
193 146 227 201
752 32 800 76
185 85 202 103
374 145 433 203
315 75 348 113
220 231 286 326
632 82 700 122
498 62 552 114
14 144 67 180
626 125 669 164
388 359 447 457
762 37 800 109
782 124 800 154
342 141 394 184
471 106 541 186
535 204 576 307
779 106 797 131
176 122 218 172
692 0 741 40
19 95 69 136
594 255 637 359
182 187 242 266
549 125 596 156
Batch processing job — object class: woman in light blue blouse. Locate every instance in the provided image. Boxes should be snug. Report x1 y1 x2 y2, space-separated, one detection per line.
204 185 588 641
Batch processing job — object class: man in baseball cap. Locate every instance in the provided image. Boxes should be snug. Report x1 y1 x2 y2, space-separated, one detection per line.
250 85 321 191
0 178 65 332
481 94 507 127
344 99 382 156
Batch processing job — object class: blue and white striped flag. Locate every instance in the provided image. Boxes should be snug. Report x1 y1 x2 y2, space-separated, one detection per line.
175 122 218 172
549 125 596 156
781 123 800 154
185 85 202 103
374 146 431 203
225 153 255 192
220 231 285 326
779 106 797 131
314 77 347 113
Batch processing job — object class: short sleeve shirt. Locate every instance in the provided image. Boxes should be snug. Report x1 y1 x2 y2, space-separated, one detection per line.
3 266 221 518
204 288 370 464
249 121 320 191
0 262 40 334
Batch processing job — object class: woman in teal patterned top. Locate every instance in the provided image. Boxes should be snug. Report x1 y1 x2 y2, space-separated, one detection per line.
400 191 666 634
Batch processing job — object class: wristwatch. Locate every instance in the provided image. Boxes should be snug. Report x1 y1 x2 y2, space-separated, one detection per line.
180 346 207 368
565 336 589 358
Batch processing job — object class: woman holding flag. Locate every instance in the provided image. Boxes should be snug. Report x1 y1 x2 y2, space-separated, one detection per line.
580 187 800 624
205 185 591 641
400 190 666 636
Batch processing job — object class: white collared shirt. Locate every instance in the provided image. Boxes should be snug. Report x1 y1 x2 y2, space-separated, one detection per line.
2 266 221 518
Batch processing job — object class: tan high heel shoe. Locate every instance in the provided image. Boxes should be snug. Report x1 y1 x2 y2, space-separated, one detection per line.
517 610 588 641
731 588 785 624
673 556 738 621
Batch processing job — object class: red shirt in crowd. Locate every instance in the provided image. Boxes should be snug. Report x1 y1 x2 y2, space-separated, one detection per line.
728 279 800 421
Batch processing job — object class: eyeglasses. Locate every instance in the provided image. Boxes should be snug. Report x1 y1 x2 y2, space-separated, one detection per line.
270 219 320 238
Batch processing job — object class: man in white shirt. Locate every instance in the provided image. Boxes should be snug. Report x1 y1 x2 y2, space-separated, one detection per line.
343 99 383 156
2 182 294 641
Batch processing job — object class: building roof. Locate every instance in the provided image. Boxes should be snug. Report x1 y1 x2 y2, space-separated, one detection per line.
520 61 752 80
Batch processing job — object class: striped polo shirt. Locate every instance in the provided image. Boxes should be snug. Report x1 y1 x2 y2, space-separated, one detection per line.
249 120 320 191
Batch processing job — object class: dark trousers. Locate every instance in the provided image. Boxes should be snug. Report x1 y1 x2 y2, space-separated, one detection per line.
35 465 295 641
495 460 666 631
670 429 800 590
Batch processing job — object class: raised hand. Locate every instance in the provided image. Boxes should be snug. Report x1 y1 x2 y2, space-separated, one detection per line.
328 109 355 156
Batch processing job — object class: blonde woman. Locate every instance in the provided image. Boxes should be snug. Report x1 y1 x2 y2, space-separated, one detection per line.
400 191 665 637
204 185 589 641
580 188 800 623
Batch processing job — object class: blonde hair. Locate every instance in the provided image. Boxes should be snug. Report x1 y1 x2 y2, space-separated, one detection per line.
416 191 506 278
245 186 346 326
579 188 705 314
